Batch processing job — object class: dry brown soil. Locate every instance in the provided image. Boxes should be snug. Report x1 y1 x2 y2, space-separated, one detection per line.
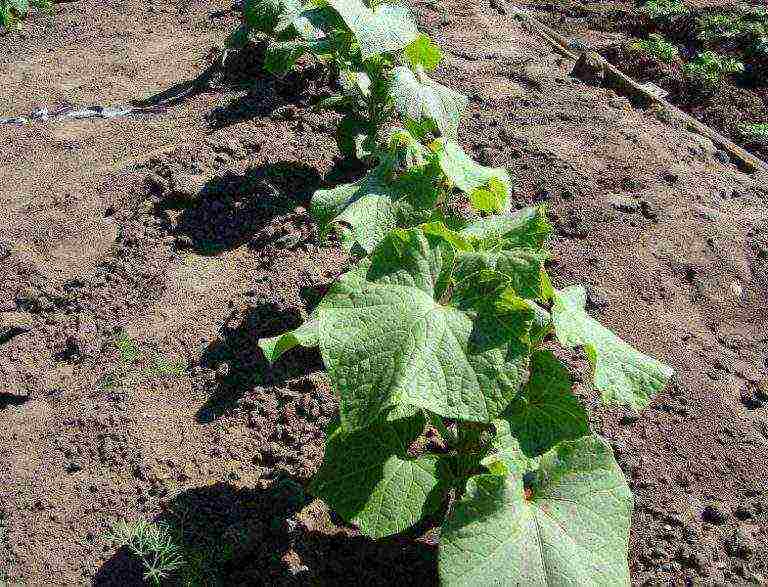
2 0 768 585
517 0 768 161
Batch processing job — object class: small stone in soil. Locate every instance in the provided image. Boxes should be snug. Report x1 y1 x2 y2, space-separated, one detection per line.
609 196 638 213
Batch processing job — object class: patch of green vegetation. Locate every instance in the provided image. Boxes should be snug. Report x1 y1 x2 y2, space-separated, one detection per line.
640 0 688 21
106 517 242 586
106 520 185 586
696 9 768 42
116 332 140 365
226 1 674 583
630 33 680 63
739 123 768 145
684 50 745 86
147 355 187 378
0 0 51 30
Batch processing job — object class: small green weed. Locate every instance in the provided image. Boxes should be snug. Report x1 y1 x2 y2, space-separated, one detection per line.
116 332 140 365
739 123 768 144
640 0 688 21
147 355 187 378
0 0 52 30
630 33 680 63
697 10 768 42
106 520 185 586
684 50 745 86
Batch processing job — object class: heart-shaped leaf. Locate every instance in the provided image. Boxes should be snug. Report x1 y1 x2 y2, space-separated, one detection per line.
311 411 444 538
318 229 533 431
327 0 418 60
391 66 468 138
440 435 633 586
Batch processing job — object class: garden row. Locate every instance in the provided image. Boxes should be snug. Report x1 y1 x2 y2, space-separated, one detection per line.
225 1 676 585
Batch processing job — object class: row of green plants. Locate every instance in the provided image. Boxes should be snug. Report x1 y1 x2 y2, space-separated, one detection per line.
0 0 50 30
638 0 767 68
227 0 676 584
630 35 746 88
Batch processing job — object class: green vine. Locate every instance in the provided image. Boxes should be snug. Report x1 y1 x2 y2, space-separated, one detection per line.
231 1 674 583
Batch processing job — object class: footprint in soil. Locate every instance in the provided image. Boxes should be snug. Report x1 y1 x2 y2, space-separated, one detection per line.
195 304 321 423
93 480 438 586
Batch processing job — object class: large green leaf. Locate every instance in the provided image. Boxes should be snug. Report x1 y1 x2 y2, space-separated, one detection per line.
425 208 553 302
499 349 589 457
327 0 418 60
318 229 533 431
391 66 468 139
311 412 444 538
311 160 439 254
454 248 549 301
460 205 552 250
260 228 454 363
552 286 674 410
440 435 633 586
432 139 513 213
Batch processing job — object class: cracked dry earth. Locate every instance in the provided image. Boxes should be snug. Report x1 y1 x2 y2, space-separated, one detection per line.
2 0 768 585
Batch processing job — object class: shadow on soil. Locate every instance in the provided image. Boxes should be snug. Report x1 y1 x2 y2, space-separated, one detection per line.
132 42 274 108
0 392 29 411
206 60 329 130
93 481 438 586
195 303 323 423
156 161 322 256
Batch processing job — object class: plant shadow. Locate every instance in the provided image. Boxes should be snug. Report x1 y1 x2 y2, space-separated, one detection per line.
195 304 324 423
206 59 330 130
0 392 29 411
93 480 438 586
159 161 322 257
132 41 273 108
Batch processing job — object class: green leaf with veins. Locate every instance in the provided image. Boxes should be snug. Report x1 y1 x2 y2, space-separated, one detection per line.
552 286 674 410
261 227 454 363
432 139 512 212
317 228 533 431
468 176 507 214
440 435 633 586
264 39 310 74
391 66 468 139
311 411 444 538
461 205 552 250
425 209 553 301
327 0 418 60
243 0 302 35
405 33 443 71
481 419 538 474
499 349 589 459
311 153 439 254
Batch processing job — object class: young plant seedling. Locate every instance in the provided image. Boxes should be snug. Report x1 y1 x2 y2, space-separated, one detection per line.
237 1 675 584
684 50 745 88
0 0 51 30
630 33 680 64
